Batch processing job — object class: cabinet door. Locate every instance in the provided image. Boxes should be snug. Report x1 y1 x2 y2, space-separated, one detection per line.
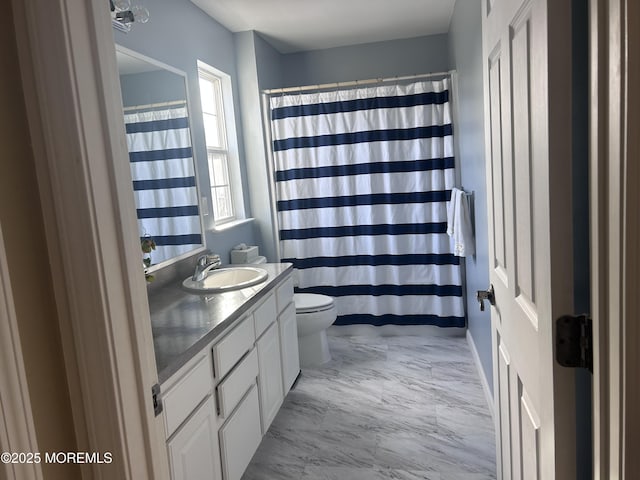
219 385 262 480
256 322 284 433
168 396 221 480
279 302 300 393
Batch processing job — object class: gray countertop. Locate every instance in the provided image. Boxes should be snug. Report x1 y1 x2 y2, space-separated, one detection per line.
149 263 293 384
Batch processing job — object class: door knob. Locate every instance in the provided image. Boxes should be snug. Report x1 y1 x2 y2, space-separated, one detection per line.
476 285 495 312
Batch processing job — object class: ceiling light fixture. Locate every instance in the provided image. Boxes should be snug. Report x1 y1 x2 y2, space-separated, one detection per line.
110 0 150 33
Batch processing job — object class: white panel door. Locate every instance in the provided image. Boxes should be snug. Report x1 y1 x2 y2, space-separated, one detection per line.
481 0 576 478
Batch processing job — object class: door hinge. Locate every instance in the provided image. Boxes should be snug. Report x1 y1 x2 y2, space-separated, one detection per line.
151 383 163 417
555 314 592 373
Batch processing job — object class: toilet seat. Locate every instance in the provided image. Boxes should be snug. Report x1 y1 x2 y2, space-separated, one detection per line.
294 293 334 314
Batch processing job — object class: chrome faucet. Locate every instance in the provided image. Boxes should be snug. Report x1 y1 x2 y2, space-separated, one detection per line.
192 253 221 281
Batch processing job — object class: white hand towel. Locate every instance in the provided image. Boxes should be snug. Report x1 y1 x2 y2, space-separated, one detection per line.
447 188 475 257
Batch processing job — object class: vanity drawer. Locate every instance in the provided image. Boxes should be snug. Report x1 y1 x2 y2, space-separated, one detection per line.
163 354 212 437
253 293 277 338
276 275 294 313
212 316 255 380
216 347 259 419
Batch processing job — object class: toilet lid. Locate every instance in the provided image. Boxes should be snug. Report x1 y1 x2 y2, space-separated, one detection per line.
294 293 334 314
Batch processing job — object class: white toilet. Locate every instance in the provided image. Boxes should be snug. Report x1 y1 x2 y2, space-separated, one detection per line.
294 293 337 367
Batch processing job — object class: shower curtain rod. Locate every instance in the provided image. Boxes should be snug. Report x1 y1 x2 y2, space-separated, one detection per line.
262 70 455 95
123 99 187 112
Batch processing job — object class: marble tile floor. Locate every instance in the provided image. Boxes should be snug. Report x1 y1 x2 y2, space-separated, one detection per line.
242 330 496 480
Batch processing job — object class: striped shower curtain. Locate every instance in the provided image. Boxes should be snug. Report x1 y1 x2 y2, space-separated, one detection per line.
269 79 465 327
124 106 201 266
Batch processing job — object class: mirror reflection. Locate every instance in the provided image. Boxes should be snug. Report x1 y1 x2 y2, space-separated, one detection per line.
115 46 204 269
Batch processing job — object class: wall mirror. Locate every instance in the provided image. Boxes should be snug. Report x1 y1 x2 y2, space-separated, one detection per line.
115 46 205 271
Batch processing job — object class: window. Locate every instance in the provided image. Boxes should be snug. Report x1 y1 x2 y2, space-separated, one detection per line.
198 63 238 225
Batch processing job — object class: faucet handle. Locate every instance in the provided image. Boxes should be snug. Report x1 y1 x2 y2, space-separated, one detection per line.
192 253 221 281
196 253 220 266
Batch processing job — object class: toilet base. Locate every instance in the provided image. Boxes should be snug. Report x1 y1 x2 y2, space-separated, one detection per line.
298 330 332 367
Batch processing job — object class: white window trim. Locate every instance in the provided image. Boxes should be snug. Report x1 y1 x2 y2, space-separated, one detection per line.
197 61 245 226
211 217 254 233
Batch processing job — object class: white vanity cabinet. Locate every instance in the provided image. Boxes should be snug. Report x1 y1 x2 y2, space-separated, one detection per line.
160 270 299 480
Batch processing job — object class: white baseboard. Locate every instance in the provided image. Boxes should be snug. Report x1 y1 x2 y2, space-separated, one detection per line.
466 329 495 420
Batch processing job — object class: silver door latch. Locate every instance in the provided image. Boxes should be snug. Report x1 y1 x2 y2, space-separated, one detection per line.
476 285 495 312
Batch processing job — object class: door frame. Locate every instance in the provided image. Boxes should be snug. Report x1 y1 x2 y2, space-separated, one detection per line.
10 0 170 478
0 222 43 480
590 0 640 477
9 0 640 478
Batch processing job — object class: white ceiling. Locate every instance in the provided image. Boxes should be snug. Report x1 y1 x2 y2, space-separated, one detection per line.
189 0 456 54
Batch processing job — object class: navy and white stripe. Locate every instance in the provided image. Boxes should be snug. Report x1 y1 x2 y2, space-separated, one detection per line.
270 80 464 327
124 106 201 265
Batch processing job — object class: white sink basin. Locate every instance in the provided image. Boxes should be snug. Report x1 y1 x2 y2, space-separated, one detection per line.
182 266 268 294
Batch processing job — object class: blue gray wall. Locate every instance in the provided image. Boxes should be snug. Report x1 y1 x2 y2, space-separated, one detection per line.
448 0 493 391
119 70 186 107
113 0 257 265
234 31 280 262
277 35 449 87
242 31 287 262
254 32 285 89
